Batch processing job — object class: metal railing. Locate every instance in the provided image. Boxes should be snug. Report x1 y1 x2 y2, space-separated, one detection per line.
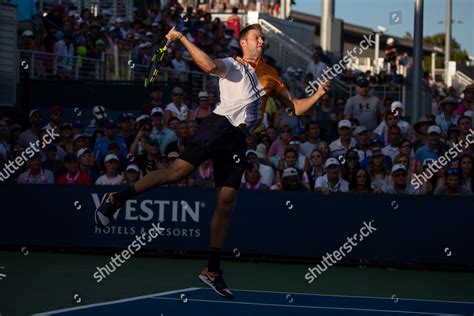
18 49 105 80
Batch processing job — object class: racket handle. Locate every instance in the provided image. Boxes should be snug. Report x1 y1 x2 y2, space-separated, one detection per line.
165 40 171 47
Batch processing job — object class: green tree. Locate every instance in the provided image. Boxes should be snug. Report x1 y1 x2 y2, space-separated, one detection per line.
423 33 469 70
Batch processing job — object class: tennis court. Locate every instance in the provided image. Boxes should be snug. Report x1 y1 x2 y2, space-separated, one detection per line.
1 250 474 315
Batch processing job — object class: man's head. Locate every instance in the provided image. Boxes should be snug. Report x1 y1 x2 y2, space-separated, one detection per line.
324 158 341 181
354 126 368 146
28 155 42 171
391 163 407 187
72 134 87 150
125 164 140 182
104 119 117 137
281 167 300 190
440 96 458 114
239 24 264 59
384 112 396 127
49 105 63 125
306 121 320 139
118 113 133 132
145 137 160 155
176 121 188 139
29 109 42 127
151 107 164 127
389 125 401 146
167 117 180 131
187 119 198 137
458 116 472 134
462 84 474 102
245 166 261 185
64 153 79 173
338 119 352 139
171 87 184 105
104 154 119 174
427 125 441 146
198 91 209 107
356 77 369 97
77 148 93 167
445 168 461 191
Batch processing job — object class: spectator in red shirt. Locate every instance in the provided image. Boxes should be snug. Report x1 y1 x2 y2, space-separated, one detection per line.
57 153 93 185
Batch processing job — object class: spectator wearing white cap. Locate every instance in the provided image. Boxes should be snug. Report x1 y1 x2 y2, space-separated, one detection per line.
18 109 42 147
415 125 448 172
242 150 275 187
351 125 370 161
373 101 412 140
314 158 349 194
72 134 87 153
343 77 384 131
149 107 177 154
122 164 141 185
85 105 108 136
165 87 190 124
78 147 99 182
382 164 418 194
329 119 356 158
436 97 460 136
191 91 213 124
271 167 307 191
95 154 123 185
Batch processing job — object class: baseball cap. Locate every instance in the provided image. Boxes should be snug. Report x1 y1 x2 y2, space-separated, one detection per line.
152 22 159 27
198 91 209 100
146 31 153 37
151 107 164 116
391 101 404 112
387 37 395 45
256 143 266 159
29 109 40 119
356 77 369 87
371 147 383 156
172 87 184 95
354 125 368 135
391 163 407 173
126 164 140 172
95 39 106 46
118 113 132 122
246 150 258 158
167 151 180 158
22 30 34 37
146 137 158 146
422 158 434 167
136 114 150 124
64 153 78 163
338 119 352 129
77 147 92 159
92 105 107 120
104 154 119 163
281 167 299 179
427 125 441 135
325 157 341 168
72 134 86 142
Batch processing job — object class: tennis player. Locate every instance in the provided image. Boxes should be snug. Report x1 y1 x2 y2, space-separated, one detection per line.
95 24 330 299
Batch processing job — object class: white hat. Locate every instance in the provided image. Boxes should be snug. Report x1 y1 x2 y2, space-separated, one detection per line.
387 37 395 45
354 125 368 135
77 147 92 159
256 143 267 159
198 91 209 100
464 110 473 118
126 164 140 172
167 151 180 158
338 119 352 129
29 109 40 119
391 101 404 113
245 150 258 158
152 22 159 27
146 31 153 37
104 154 119 163
281 167 299 179
136 114 150 124
72 134 86 142
324 157 341 168
427 125 441 135
151 107 164 116
422 158 434 167
22 30 34 37
92 105 107 120
391 163 407 173
115 17 124 23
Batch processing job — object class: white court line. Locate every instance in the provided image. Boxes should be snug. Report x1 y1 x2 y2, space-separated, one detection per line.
150 297 462 315
228 288 474 305
31 287 200 315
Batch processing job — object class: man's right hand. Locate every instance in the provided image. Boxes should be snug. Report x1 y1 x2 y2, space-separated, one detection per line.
166 26 183 42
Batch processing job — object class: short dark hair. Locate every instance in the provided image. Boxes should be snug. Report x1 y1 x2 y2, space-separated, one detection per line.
239 24 262 41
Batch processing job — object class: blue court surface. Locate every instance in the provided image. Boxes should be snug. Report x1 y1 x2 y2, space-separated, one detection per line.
34 288 474 315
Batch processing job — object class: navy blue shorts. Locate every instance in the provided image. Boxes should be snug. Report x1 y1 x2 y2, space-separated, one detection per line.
180 113 252 189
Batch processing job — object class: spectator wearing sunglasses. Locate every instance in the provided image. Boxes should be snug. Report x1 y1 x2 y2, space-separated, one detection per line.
433 168 472 196
382 164 418 194
165 86 190 124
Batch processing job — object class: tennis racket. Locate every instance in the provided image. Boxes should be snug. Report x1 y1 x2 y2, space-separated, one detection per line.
144 40 170 88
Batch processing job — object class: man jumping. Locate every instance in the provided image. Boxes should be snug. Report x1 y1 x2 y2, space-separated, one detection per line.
95 24 330 299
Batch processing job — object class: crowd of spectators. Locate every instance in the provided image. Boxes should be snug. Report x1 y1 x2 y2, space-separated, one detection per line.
1 80 473 196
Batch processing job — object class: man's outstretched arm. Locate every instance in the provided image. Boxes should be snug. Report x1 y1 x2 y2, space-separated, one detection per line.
276 80 330 115
166 27 227 77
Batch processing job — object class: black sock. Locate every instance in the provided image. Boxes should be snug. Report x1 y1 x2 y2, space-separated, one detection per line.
114 184 137 206
208 247 222 272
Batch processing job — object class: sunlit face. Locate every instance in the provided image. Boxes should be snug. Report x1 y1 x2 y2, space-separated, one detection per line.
240 29 265 58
